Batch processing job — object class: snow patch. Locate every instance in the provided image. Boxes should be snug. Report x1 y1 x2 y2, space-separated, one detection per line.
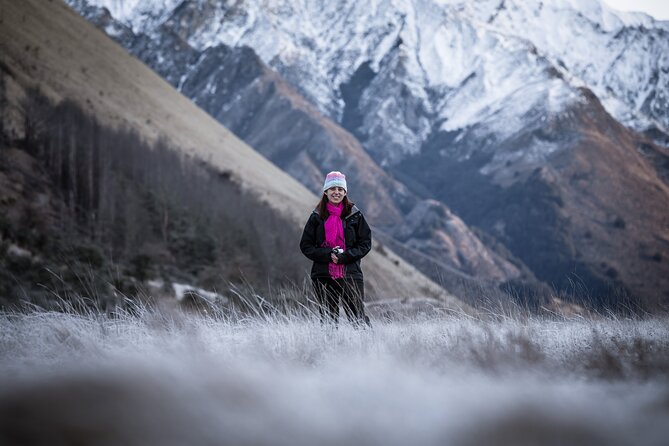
172 283 227 304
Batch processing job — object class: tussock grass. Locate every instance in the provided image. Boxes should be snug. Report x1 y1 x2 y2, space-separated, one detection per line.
1 300 668 445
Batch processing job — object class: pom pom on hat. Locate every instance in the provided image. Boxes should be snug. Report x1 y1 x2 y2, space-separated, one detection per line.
323 171 347 192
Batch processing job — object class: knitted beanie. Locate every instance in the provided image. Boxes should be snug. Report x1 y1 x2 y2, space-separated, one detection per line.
323 171 347 192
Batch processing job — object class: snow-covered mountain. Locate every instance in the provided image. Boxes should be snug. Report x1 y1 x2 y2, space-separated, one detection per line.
72 0 669 153
466 0 669 138
67 0 669 309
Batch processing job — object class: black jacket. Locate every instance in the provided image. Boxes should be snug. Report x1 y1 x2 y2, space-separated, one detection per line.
299 205 372 281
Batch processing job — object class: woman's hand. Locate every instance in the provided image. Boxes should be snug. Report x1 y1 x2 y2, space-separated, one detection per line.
331 246 342 263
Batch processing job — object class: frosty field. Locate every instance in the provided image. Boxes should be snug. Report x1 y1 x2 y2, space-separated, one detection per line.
1 305 668 446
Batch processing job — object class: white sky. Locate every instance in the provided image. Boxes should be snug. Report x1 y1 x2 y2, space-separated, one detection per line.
602 0 669 20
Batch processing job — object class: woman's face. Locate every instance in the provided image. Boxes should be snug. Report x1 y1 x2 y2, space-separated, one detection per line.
325 186 346 204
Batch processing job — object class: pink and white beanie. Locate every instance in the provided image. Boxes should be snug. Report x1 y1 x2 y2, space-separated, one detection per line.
323 171 347 192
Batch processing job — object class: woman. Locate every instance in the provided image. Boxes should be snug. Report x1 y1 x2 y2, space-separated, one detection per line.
300 171 372 327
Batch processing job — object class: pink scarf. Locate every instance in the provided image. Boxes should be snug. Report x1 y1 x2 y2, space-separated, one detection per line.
323 202 346 279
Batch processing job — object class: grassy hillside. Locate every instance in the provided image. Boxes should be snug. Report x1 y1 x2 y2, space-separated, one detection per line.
0 0 463 306
0 88 312 308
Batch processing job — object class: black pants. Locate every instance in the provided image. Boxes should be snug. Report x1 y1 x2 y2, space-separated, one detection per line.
312 278 371 327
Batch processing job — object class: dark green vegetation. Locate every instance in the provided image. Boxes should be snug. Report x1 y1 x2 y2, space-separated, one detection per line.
0 83 306 310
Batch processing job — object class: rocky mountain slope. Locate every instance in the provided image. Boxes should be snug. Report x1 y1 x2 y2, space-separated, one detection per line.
0 0 465 306
67 0 669 310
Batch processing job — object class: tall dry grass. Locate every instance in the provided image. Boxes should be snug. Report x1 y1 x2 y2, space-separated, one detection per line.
1 298 668 446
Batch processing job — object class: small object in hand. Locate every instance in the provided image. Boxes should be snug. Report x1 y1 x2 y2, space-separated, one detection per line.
332 247 344 255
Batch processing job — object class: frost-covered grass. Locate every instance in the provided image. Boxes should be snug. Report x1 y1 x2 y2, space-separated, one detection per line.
0 305 668 446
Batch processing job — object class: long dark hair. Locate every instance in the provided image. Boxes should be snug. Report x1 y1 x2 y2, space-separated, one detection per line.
317 194 353 220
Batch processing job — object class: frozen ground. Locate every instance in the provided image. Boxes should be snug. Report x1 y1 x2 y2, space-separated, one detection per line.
0 305 668 446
